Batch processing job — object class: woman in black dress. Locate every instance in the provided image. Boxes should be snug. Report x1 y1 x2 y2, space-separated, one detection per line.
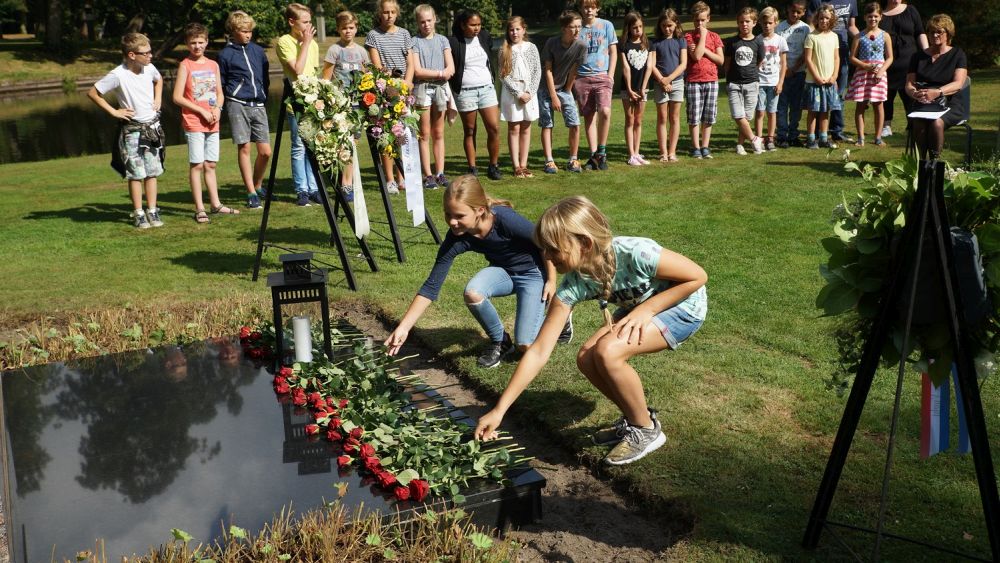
879 0 926 138
905 14 968 161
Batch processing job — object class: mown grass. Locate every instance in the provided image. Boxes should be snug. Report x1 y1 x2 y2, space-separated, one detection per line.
2 42 999 561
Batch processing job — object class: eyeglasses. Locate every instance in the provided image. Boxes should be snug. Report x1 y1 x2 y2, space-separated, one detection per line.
929 30 946 36
133 50 153 56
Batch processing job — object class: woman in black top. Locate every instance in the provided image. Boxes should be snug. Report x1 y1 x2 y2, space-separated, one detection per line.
878 0 927 137
905 13 967 161
449 10 503 181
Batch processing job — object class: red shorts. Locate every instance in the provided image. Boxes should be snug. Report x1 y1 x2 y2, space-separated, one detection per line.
572 74 613 116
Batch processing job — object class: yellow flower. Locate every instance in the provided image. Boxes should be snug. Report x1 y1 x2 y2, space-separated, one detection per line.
359 78 375 91
399 83 409 95
393 100 405 114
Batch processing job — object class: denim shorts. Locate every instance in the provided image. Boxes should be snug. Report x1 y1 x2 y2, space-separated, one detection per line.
538 89 580 128
455 83 498 113
186 131 220 163
226 101 270 145
727 82 759 120
614 303 704 349
756 85 779 113
652 78 685 104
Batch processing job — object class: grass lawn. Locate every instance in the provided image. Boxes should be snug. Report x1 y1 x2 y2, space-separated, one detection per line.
2 38 999 559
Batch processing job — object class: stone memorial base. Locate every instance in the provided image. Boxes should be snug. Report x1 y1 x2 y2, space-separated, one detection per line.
0 336 544 561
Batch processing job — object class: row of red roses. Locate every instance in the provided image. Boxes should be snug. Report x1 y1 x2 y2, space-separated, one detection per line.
241 327 431 503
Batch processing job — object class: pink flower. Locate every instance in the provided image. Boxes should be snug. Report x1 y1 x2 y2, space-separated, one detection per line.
391 122 405 136
314 99 325 110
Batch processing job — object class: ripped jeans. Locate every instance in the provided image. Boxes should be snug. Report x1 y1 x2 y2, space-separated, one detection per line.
465 266 546 346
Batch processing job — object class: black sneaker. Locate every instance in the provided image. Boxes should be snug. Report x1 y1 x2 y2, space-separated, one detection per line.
296 192 311 207
247 194 261 209
309 191 324 205
423 175 438 190
584 155 599 170
468 166 478 177
487 163 502 181
831 132 854 143
436 173 451 188
595 153 608 170
477 332 513 368
775 139 790 149
557 313 574 344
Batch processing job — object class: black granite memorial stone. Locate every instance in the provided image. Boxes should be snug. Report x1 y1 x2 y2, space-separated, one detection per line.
0 337 544 561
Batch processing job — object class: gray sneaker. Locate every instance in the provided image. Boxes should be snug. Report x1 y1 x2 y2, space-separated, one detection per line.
592 408 658 446
557 312 574 344
146 207 164 227
132 210 150 229
604 416 666 465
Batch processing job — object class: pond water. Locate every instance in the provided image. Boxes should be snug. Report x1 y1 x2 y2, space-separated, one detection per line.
0 81 286 165
0 335 544 561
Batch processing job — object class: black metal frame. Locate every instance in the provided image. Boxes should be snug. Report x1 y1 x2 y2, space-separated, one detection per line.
252 80 379 290
363 131 442 262
267 269 333 367
802 160 1000 560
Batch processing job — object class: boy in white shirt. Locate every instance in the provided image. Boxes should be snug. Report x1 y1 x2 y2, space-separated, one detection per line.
754 6 789 151
88 32 165 229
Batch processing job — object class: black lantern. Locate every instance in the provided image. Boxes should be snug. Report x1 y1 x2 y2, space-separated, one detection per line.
268 253 333 367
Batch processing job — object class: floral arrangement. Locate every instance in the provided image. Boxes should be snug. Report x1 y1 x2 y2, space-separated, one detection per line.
240 322 528 503
288 75 359 172
348 66 418 159
817 155 1000 393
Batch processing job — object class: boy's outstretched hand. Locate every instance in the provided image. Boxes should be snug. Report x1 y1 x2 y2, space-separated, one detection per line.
474 409 502 441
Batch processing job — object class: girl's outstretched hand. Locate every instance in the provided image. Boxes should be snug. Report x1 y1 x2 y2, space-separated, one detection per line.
542 279 556 303
475 408 503 441
384 327 409 356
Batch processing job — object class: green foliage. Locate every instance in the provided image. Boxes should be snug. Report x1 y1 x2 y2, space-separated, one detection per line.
912 0 1000 66
0 0 25 26
194 0 285 41
817 155 1000 387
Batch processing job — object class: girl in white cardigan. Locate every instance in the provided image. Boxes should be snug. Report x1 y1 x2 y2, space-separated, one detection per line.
499 16 541 178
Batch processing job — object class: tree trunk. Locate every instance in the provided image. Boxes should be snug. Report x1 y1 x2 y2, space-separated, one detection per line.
44 0 61 49
154 28 185 59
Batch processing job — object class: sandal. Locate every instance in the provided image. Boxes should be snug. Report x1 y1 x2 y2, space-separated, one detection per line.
668 154 678 162
522 167 534 178
854 138 865 147
659 154 671 162
211 205 240 215
194 210 210 224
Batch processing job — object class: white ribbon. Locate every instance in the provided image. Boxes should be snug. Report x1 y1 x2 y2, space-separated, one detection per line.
399 127 425 227
350 138 369 238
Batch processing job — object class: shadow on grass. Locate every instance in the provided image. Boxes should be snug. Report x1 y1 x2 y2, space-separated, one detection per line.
23 202 129 223
766 159 852 175
169 251 251 275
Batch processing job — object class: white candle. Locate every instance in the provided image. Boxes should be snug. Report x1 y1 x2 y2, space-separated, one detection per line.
292 316 313 363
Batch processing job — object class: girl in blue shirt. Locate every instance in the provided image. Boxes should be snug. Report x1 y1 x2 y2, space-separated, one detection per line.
475 196 708 466
385 175 557 368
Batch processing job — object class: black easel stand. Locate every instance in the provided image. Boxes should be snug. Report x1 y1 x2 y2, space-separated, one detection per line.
251 81 379 289
803 160 1000 560
364 132 442 262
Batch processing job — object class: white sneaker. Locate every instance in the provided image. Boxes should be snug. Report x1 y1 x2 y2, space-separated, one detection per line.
751 136 765 154
386 181 399 194
735 144 747 156
627 155 643 166
881 125 893 137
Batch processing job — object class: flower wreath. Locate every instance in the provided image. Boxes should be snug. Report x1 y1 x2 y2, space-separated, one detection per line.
348 66 419 159
288 75 359 172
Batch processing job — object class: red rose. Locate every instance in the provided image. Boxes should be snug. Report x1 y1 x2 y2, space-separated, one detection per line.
326 429 343 442
329 416 342 429
273 375 286 386
337 455 352 468
350 427 364 440
359 444 376 458
239 326 252 339
393 485 411 501
309 398 325 411
339 399 349 408
408 479 430 502
249 331 262 342
274 381 290 394
307 391 322 403
362 92 377 106
305 424 320 435
248 347 263 359
363 455 382 472
869 34 875 40
343 441 358 454
326 397 338 408
292 388 307 406
376 471 397 488
279 366 294 377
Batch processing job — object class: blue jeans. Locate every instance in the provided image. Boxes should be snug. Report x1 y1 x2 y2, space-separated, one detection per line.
287 112 318 195
465 266 546 346
829 43 850 136
777 72 806 142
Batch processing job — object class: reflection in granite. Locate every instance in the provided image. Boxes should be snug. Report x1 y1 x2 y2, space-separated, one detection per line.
0 338 544 562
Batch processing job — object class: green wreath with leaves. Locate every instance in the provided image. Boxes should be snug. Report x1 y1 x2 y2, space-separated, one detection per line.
817 155 1000 393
